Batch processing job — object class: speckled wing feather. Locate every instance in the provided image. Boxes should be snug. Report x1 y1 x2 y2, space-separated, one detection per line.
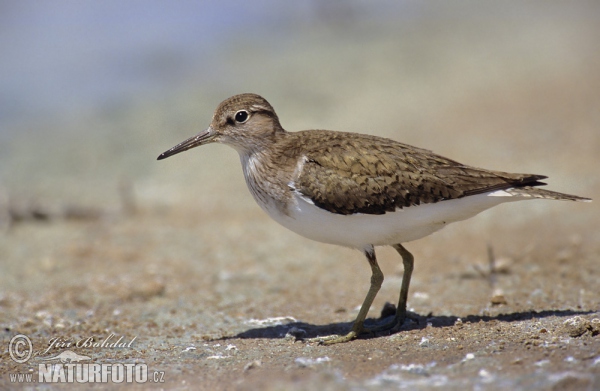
288 130 555 215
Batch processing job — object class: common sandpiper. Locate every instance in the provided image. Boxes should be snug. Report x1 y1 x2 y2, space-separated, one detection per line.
158 93 590 344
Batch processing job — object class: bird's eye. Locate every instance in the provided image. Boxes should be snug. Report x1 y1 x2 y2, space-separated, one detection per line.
235 110 249 123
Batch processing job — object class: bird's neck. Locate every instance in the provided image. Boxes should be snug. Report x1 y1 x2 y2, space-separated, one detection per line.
237 132 293 217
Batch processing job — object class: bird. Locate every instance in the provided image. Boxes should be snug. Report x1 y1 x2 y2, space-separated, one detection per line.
157 93 590 344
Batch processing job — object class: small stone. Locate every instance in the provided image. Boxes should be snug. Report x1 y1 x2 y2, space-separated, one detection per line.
243 360 262 372
562 316 591 337
494 257 513 274
478 368 493 382
412 291 430 301
490 289 507 305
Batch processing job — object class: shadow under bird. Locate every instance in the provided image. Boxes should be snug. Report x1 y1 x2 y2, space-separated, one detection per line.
158 93 590 344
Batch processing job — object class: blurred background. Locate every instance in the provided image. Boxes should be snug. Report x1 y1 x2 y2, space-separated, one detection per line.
1 1 599 387
1 0 597 211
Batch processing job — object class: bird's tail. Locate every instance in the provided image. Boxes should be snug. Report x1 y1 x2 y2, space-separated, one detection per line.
502 186 591 202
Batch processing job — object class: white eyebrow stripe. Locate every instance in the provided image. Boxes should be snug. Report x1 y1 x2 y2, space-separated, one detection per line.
250 104 270 111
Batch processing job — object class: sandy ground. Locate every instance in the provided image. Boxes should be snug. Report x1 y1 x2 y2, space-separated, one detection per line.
1 3 600 390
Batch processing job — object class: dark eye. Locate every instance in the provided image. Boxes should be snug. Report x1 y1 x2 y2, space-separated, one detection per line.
235 110 249 123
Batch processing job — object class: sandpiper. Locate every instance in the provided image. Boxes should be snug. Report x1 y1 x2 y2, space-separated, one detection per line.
158 93 590 344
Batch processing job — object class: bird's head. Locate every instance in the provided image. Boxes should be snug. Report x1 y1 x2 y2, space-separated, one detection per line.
157 93 284 160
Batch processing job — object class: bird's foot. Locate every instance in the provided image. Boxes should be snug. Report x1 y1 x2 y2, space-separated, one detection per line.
305 330 359 345
364 316 404 335
364 310 418 335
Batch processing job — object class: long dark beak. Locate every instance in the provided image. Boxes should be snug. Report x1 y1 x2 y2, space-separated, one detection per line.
157 128 216 160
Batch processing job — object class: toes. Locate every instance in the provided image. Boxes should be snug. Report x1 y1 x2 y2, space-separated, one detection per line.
322 331 358 345
304 331 358 345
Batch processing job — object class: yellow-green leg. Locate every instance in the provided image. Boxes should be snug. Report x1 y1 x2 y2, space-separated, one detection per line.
307 245 384 344
394 243 414 324
366 243 414 333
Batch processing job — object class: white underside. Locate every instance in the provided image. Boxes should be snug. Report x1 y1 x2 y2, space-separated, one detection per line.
264 190 528 250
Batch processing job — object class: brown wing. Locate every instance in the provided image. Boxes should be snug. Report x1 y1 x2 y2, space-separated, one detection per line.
289 130 547 215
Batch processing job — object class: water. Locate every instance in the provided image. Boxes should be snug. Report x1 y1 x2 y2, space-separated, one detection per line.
0 1 264 128
0 0 414 137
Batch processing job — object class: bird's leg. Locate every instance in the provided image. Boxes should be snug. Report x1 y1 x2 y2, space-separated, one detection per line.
393 243 414 325
306 245 384 344
366 243 414 333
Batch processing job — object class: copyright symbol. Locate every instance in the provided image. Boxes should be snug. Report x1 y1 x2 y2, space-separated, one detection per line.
9 334 33 363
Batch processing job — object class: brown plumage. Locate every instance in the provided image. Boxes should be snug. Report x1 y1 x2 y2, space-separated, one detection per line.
275 129 574 215
160 93 588 216
158 93 590 344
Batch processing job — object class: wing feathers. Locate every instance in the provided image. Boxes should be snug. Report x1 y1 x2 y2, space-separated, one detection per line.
286 130 573 215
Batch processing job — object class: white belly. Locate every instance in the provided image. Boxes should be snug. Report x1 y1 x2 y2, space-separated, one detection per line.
264 191 526 250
